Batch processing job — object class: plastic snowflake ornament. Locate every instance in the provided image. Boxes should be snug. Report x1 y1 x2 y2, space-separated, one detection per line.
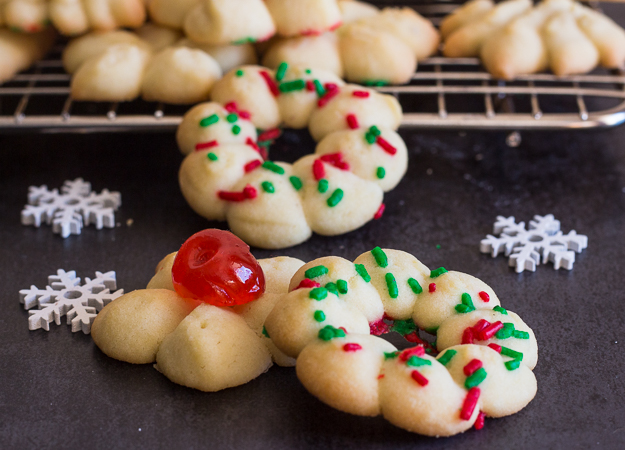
19 270 124 334
480 215 588 273
21 178 121 238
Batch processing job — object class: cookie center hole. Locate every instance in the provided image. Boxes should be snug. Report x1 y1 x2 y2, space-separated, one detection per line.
528 234 543 242
63 290 82 299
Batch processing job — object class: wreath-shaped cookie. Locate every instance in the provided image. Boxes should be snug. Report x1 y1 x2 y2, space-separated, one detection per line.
91 229 538 437
176 64 407 249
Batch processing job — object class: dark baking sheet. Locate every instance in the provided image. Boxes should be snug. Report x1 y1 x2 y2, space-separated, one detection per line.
1 126 624 449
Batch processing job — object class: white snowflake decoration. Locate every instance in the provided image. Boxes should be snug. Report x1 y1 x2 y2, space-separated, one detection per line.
480 215 588 273
19 270 124 334
21 178 121 238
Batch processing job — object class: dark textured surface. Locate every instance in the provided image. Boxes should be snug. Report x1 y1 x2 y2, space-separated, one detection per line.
1 125 624 449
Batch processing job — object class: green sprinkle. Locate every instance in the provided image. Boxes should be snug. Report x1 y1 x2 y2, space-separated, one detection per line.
276 62 288 81
309 287 328 301
391 319 417 335
226 113 238 123
430 267 448 278
369 126 381 137
261 181 275 193
337 279 348 295
465 367 487 389
513 330 530 340
364 80 389 87
407 356 432 367
376 167 386 179
232 125 241 135
371 247 388 268
461 293 474 308
455 304 475 314
318 179 329 193
327 189 344 207
305 69 312 74
436 244 441 249
505 359 521 371
493 306 508 315
279 79 306 92
289 176 303 191
384 351 399 360
236 69 244 77
314 310 326 322
262 326 270 338
318 325 346 341
207 152 218 161
325 282 338 295
199 114 219 127
385 273 398 298
305 265 329 279
424 326 439 335
354 264 371 282
501 346 523 360
365 132 376 145
262 161 285 175
314 79 326 97
495 323 515 339
437 349 457 366
408 278 423 294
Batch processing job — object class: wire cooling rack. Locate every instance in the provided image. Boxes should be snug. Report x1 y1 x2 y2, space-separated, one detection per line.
1 1 624 132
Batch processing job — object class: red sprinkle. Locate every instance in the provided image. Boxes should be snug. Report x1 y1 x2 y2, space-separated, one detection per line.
239 111 251 120
352 91 370 98
404 334 438 355
488 343 502 353
224 102 237 112
428 283 436 293
374 203 386 220
399 346 425 361
312 159 326 180
338 327 347 333
460 387 481 420
477 321 503 341
260 71 280 97
343 343 362 352
218 184 257 202
317 87 340 108
377 136 397 155
369 319 390 336
244 160 262 173
462 327 475 345
258 128 281 142
473 319 491 333
246 137 261 152
306 80 315 91
377 374 385 380
479 291 490 302
325 83 339 91
463 359 483 377
195 140 218 151
411 370 429 387
474 411 486 430
346 114 359 130
296 278 321 290
319 153 350 171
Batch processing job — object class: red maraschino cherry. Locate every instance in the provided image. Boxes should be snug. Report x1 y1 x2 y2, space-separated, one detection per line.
172 229 265 307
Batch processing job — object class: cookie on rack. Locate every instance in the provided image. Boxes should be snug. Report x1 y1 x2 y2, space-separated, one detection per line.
442 0 625 78
0 0 48 32
0 27 55 84
177 64 406 249
264 0 342 37
183 0 276 45
49 0 147 36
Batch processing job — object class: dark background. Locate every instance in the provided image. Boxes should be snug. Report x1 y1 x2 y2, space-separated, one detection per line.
1 126 623 449
2 1 625 449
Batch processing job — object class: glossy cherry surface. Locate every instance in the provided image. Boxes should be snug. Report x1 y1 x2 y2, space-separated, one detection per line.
172 229 265 307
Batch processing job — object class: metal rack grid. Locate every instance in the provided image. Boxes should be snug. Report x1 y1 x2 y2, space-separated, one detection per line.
1 1 625 132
